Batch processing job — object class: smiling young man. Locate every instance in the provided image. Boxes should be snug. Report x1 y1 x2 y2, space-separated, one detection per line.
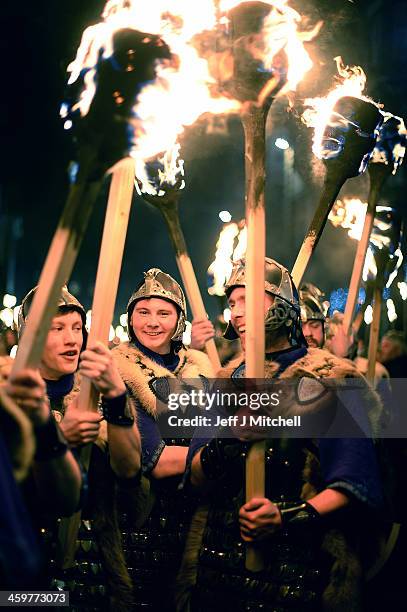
18 286 141 609
179 257 384 612
112 267 213 610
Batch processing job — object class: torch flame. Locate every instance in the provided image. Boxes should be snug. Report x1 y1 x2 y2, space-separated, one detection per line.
65 0 320 191
302 57 377 158
208 219 247 296
218 0 321 97
329 197 367 241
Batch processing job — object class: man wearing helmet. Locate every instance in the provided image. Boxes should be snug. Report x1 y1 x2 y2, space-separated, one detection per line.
299 283 328 349
112 268 214 610
16 285 141 609
179 257 383 612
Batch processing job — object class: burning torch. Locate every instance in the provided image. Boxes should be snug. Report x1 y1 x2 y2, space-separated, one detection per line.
16 6 181 570
214 0 321 571
363 208 403 381
13 23 175 379
138 147 221 371
343 113 406 335
293 58 383 287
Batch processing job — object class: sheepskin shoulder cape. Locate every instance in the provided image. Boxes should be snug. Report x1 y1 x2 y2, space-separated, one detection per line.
219 347 383 434
220 347 362 379
112 342 214 419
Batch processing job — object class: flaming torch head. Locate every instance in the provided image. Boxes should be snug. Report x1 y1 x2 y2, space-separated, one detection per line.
226 1 287 103
370 113 407 176
320 96 383 178
62 28 173 177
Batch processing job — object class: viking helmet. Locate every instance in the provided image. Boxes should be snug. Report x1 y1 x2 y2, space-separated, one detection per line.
299 283 328 324
224 257 306 346
18 285 87 341
127 268 187 344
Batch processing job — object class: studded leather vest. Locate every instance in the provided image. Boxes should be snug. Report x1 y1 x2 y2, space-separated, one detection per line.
193 438 326 612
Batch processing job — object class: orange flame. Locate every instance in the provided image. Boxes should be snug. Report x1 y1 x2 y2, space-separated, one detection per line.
208 220 247 296
219 0 321 95
302 57 377 158
328 197 367 241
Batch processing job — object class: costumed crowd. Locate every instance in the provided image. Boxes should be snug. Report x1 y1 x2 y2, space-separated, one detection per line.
1 260 406 611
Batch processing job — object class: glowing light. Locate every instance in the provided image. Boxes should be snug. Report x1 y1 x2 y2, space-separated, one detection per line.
65 0 320 192
386 248 404 289
302 57 378 159
386 299 398 323
13 306 20 327
275 138 290 150
329 198 367 241
0 308 14 328
364 305 373 325
223 308 231 323
398 282 407 301
3 294 17 308
63 120 73 130
10 345 18 359
208 220 247 296
371 113 407 175
182 320 192 346
219 211 232 223
86 310 92 332
115 325 129 342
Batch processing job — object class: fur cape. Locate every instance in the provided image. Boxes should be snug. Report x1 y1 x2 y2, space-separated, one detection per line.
218 347 383 435
112 342 214 418
177 347 384 612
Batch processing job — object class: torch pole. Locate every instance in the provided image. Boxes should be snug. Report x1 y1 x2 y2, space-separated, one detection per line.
291 169 348 287
144 193 221 371
11 149 103 375
367 285 382 382
240 103 270 572
57 157 135 570
343 165 391 335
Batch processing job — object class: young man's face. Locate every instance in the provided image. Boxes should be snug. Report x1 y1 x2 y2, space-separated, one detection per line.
228 286 274 351
40 310 83 380
130 297 178 355
302 319 324 348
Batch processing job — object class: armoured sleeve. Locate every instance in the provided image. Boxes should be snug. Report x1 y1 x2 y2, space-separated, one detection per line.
136 405 166 475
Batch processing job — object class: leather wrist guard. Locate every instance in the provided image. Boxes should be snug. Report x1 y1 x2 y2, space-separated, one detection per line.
102 392 134 427
200 434 244 480
34 416 68 461
277 501 320 528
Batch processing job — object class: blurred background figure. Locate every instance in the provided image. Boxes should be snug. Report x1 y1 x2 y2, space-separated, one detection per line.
378 330 407 378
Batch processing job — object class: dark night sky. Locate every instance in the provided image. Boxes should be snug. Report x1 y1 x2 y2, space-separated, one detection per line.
1 0 407 323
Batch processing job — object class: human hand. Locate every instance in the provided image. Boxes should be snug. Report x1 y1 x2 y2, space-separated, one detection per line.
190 318 215 350
5 368 50 427
239 497 282 542
59 398 102 446
79 341 126 399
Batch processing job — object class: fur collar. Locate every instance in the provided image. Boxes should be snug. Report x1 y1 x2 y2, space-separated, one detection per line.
112 342 214 419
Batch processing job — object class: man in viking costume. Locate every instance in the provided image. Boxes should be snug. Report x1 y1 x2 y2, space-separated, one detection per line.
17 286 141 611
112 268 214 610
178 257 383 612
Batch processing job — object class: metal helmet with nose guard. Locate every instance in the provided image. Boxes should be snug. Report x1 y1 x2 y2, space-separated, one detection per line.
127 268 187 347
224 257 306 347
